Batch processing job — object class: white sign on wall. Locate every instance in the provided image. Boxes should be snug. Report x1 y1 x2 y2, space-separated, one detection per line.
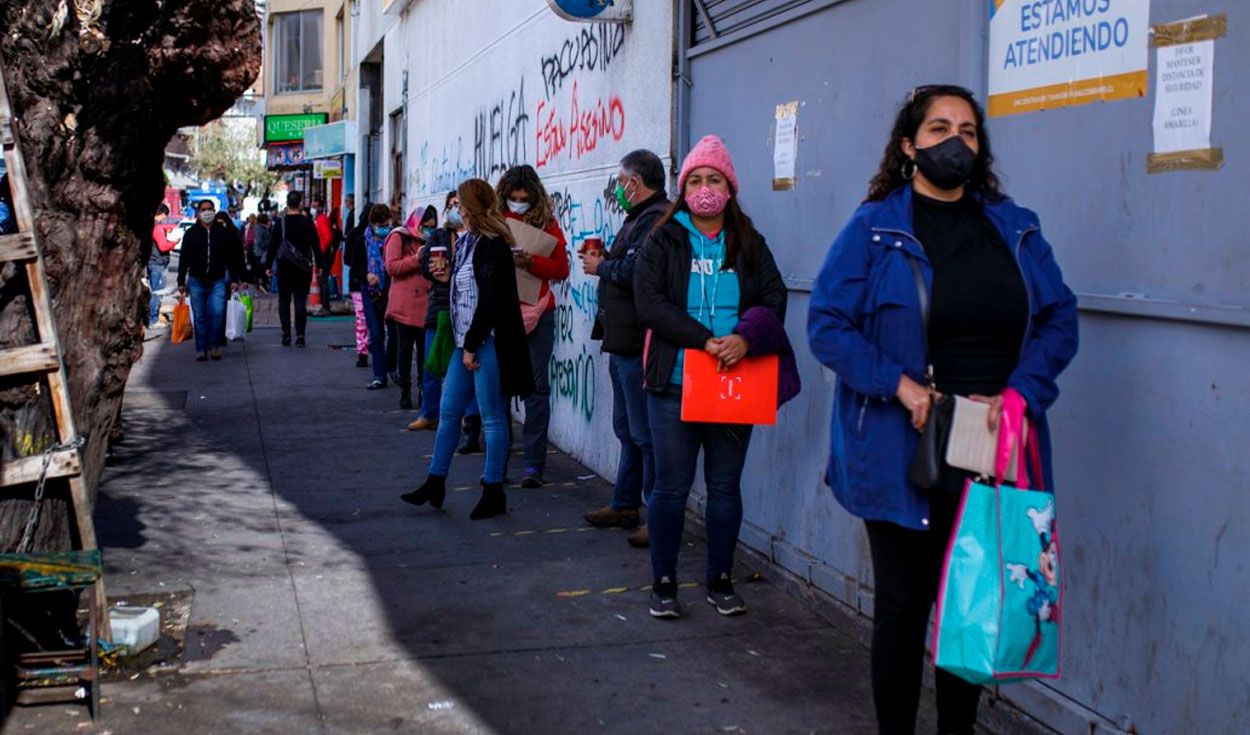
988 0 1150 117
1152 40 1214 154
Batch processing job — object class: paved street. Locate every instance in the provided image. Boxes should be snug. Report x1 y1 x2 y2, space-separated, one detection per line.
3 309 957 735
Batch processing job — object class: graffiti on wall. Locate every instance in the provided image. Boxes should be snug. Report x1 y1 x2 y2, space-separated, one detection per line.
539 22 628 100
536 81 627 169
473 77 531 181
422 139 477 197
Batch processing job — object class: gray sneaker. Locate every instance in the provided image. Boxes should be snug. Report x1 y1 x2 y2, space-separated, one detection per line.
649 577 682 619
706 574 746 616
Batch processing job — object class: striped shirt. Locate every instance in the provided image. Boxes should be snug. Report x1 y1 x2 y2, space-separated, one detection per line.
451 233 480 348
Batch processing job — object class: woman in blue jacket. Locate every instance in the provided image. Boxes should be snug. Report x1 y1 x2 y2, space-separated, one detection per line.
807 86 1078 734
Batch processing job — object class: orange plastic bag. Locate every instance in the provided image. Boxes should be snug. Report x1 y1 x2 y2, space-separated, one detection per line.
170 297 192 344
680 350 779 425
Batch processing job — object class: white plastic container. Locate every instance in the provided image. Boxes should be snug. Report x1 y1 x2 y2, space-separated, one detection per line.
109 606 160 655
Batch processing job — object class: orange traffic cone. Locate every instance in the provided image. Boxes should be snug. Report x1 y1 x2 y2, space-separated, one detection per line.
308 267 322 310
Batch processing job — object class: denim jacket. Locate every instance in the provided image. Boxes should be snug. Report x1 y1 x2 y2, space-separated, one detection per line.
807 186 1079 530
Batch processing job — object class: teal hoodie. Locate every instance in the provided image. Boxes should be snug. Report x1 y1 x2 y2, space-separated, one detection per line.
670 210 741 385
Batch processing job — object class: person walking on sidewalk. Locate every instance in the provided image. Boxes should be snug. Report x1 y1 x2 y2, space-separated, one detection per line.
634 135 788 619
345 203 375 368
401 179 534 520
386 206 435 410
265 191 321 348
496 164 569 488
251 214 273 292
361 205 396 389
409 192 465 432
148 204 177 329
178 199 247 361
313 200 336 316
807 85 1079 735
582 149 670 550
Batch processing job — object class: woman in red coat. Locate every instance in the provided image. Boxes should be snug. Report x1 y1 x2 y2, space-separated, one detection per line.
495 165 569 488
384 205 436 410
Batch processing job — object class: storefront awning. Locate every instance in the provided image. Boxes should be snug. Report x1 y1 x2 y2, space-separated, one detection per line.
303 121 357 160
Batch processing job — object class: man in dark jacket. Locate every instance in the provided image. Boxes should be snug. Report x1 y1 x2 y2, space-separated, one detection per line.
264 191 321 347
178 199 246 360
582 149 670 548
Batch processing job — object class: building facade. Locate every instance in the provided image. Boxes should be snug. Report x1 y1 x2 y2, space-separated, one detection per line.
262 0 353 205
339 2 1247 733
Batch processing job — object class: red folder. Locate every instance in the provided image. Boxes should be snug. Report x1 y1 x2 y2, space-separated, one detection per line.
680 350 779 425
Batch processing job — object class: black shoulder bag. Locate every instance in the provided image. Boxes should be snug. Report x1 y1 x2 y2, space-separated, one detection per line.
275 214 313 274
906 255 955 491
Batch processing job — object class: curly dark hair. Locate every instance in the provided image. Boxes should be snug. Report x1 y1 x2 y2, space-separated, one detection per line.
494 164 554 229
865 85 1005 203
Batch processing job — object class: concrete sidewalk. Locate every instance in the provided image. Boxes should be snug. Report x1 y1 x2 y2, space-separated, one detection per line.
4 313 962 735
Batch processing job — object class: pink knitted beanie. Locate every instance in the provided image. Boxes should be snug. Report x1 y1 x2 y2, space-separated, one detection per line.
678 135 739 194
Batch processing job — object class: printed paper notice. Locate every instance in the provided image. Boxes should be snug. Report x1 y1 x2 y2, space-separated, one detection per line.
773 101 798 191
1153 40 1214 154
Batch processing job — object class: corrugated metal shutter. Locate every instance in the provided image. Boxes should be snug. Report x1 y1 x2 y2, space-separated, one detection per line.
691 0 816 46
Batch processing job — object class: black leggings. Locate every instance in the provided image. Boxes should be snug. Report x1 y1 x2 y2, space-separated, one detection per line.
864 471 981 735
394 322 425 391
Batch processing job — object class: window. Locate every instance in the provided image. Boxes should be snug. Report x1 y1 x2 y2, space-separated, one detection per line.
274 11 323 94
336 12 345 83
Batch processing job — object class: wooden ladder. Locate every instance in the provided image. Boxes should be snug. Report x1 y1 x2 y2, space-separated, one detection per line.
0 57 108 629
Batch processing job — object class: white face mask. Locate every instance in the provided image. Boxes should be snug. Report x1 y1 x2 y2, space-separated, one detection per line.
507 200 531 215
310 208 318 217
199 210 216 225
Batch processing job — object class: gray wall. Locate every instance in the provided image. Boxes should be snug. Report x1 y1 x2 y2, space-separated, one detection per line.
683 1 1248 733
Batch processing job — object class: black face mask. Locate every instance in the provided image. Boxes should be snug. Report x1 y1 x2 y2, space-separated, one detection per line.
913 136 976 191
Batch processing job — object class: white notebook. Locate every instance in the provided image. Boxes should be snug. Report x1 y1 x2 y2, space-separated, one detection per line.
945 396 1026 483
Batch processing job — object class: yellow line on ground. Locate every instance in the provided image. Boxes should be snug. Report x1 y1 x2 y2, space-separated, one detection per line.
556 580 726 599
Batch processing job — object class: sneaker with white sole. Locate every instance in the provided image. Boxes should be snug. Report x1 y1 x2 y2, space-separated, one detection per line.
706 573 747 616
649 576 682 619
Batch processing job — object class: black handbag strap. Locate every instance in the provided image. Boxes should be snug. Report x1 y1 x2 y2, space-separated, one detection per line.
907 254 935 387
907 255 929 334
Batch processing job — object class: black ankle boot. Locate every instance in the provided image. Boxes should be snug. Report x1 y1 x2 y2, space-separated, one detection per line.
399 385 412 410
469 483 506 520
400 474 446 509
456 415 483 455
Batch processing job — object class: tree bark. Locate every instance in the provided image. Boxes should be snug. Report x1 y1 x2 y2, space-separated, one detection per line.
0 1 261 550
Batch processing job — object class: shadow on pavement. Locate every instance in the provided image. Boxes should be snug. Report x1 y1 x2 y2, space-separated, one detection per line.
4 303 953 735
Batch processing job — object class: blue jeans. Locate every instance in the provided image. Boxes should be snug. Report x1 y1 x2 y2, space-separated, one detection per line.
148 264 166 326
430 339 508 483
420 327 443 420
362 293 388 382
609 354 653 510
187 277 227 354
646 388 753 584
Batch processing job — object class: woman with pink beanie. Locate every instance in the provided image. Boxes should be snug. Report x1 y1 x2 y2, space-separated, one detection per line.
634 135 788 619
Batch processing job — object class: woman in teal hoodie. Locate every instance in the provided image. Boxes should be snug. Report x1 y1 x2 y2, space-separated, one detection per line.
633 135 788 620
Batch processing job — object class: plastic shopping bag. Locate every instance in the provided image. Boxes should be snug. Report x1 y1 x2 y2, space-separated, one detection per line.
240 292 255 332
424 311 454 378
225 295 247 341
171 297 192 344
933 394 1061 684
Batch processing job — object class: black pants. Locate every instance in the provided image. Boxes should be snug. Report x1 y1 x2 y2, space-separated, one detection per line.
394 322 425 391
865 468 981 735
277 277 310 339
385 317 399 375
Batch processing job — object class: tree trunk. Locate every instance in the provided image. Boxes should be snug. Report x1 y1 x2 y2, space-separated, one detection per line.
0 1 261 551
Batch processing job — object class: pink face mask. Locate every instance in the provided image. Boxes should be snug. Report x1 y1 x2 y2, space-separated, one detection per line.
685 185 730 218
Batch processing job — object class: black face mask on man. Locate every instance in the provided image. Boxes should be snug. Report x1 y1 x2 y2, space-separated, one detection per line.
913 136 976 191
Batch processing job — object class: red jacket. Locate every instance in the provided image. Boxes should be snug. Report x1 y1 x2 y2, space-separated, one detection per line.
383 228 431 327
504 211 568 313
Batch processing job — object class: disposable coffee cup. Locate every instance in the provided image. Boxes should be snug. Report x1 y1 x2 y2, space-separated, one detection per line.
581 237 605 257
